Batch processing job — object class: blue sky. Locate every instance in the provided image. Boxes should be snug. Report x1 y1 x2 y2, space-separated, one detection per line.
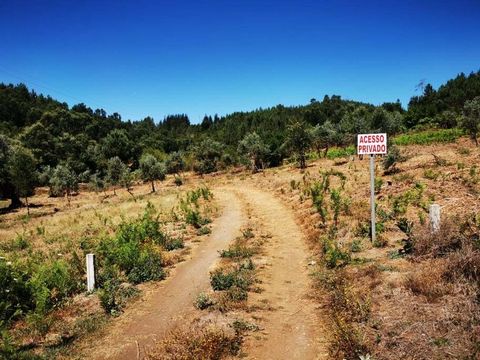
0 0 479 123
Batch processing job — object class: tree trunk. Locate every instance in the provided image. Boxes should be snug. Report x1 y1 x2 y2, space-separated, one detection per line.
300 152 306 169
151 180 156 193
25 196 30 216
9 193 22 209
127 188 136 202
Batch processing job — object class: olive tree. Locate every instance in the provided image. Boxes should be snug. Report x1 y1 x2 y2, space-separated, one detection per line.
283 120 313 169
7 146 37 214
461 97 480 146
106 156 127 195
237 132 269 172
193 139 224 174
0 136 37 210
49 165 78 205
139 154 166 192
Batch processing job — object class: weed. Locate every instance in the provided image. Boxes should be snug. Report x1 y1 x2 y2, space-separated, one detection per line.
197 226 212 236
232 319 259 333
423 169 439 180
220 244 254 259
194 292 215 310
351 239 363 253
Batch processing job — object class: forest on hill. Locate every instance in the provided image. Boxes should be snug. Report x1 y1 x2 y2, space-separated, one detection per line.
1 70 479 208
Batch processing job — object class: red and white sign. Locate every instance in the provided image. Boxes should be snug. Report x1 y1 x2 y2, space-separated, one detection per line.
357 133 387 155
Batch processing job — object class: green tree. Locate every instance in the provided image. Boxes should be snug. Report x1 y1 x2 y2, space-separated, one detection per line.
106 156 127 195
8 146 37 214
237 132 269 172
165 151 185 175
139 154 166 192
120 166 136 200
310 121 336 157
461 97 480 146
49 165 78 205
283 120 312 169
193 139 224 174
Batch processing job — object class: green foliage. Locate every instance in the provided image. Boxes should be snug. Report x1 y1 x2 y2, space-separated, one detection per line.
210 267 252 291
220 244 254 259
283 120 313 169
49 164 78 200
238 132 269 172
139 154 166 192
393 128 464 145
194 292 215 310
97 264 139 315
321 237 351 269
165 151 185 174
326 146 355 159
28 259 80 315
461 96 480 145
382 145 405 173
97 204 167 286
374 177 383 193
193 138 224 174
0 260 33 327
106 157 130 195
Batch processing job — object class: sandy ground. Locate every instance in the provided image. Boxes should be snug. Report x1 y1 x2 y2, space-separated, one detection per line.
78 190 245 359
235 187 328 360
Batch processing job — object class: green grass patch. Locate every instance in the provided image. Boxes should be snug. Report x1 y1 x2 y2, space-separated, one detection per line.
326 145 355 160
393 128 464 146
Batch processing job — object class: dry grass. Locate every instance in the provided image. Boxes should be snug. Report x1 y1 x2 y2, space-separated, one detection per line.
403 259 453 302
240 137 480 360
146 322 241 360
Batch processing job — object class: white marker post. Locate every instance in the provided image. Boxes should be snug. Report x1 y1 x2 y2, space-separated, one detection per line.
429 204 441 233
357 133 388 242
86 253 95 292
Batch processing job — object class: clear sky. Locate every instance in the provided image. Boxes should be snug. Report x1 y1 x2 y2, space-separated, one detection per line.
1 0 479 123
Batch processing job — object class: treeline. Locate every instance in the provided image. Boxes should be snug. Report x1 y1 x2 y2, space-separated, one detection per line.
0 70 479 208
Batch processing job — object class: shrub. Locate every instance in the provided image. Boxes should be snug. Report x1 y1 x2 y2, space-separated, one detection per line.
28 260 79 315
164 237 184 251
127 247 165 284
98 265 139 315
321 237 351 269
0 260 33 327
194 292 215 310
220 245 254 259
210 267 252 292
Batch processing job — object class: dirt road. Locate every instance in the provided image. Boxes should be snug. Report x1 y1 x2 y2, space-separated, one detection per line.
236 187 327 360
78 186 326 359
81 191 245 359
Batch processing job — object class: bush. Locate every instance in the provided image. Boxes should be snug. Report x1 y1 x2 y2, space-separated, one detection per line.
220 245 254 259
0 260 33 327
194 292 215 310
28 259 80 314
210 268 252 292
127 247 165 284
98 264 139 315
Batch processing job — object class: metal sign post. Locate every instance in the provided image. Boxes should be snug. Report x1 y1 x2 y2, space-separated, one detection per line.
370 154 376 243
357 133 387 242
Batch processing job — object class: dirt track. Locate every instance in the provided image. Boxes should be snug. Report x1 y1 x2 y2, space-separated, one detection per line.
80 186 327 359
237 187 327 360
82 191 245 359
